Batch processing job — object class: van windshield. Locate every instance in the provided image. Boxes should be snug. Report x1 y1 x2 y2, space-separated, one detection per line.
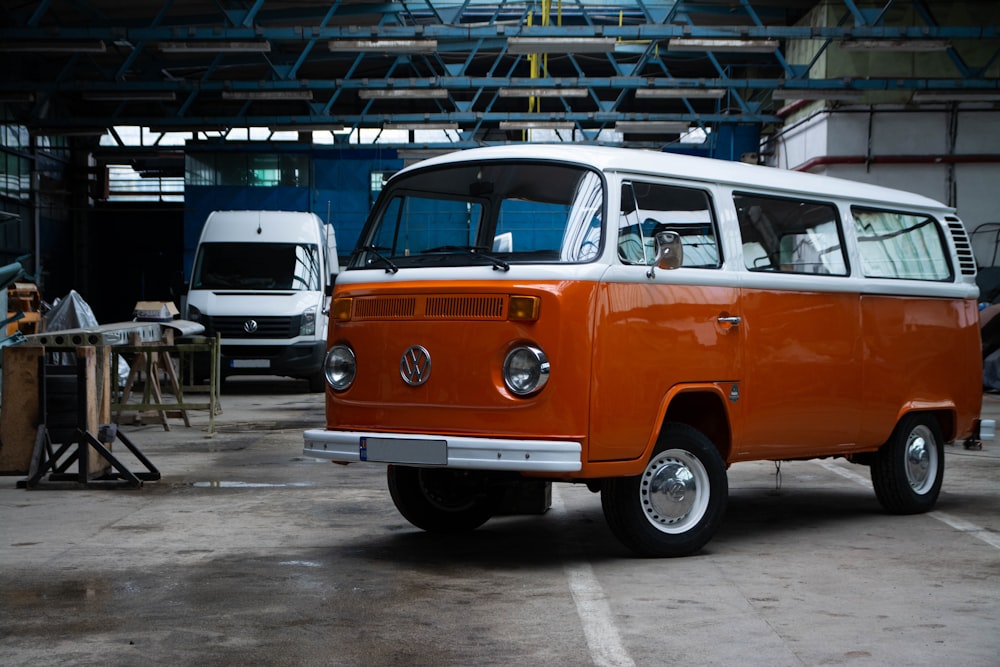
191 242 322 290
351 161 604 269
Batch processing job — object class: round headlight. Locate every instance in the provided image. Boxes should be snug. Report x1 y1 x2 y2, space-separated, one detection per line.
324 344 356 391
503 345 550 396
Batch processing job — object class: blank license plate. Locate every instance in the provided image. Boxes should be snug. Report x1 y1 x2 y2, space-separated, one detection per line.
231 359 270 368
360 437 447 465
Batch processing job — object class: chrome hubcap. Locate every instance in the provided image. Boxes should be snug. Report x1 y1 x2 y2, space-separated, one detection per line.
904 425 937 494
640 449 710 534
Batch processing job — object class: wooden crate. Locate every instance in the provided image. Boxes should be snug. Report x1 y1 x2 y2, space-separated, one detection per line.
6 281 42 336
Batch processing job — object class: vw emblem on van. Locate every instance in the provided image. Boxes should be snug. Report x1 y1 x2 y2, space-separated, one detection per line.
400 345 431 386
243 319 259 334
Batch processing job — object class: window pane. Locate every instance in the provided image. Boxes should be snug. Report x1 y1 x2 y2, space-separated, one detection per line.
852 208 951 281
192 242 320 290
372 195 483 256
356 162 603 268
618 181 720 268
734 193 847 275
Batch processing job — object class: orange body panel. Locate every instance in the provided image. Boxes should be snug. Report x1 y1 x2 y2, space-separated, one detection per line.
589 281 741 462
324 278 983 478
858 295 982 443
734 289 863 461
326 280 597 443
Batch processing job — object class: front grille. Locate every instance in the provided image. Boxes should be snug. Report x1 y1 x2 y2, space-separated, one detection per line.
204 315 298 338
354 296 416 319
352 294 508 321
425 295 505 319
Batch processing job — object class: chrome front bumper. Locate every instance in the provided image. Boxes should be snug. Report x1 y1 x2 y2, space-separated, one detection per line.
303 429 582 472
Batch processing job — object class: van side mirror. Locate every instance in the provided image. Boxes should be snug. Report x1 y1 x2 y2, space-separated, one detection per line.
646 231 683 278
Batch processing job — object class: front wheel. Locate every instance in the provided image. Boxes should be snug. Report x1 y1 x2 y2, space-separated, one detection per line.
870 413 944 514
387 466 501 533
601 423 728 557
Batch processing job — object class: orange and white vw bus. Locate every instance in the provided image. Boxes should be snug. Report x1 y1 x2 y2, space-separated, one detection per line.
303 144 993 557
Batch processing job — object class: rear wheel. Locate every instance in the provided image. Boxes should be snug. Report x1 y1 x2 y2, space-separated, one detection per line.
602 423 728 557
387 465 501 533
870 413 944 514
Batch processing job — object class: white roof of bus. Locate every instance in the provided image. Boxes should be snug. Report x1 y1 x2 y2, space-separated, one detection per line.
398 144 951 213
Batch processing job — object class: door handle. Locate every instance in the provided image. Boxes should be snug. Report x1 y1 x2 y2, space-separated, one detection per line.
717 315 741 328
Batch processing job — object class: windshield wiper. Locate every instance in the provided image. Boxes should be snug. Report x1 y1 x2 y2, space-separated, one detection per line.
355 245 399 274
421 245 510 272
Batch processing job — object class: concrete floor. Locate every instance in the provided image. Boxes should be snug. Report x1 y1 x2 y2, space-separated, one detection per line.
1 379 998 666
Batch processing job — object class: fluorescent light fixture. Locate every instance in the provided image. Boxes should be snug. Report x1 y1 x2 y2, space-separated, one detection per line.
772 89 864 101
507 37 616 54
615 121 690 134
498 87 588 98
328 39 438 54
667 38 778 53
268 124 346 132
0 40 106 53
636 88 726 99
397 149 458 164
383 122 460 130
34 127 109 137
222 90 314 100
911 91 1000 102
358 89 449 99
499 120 575 130
838 39 950 52
83 91 178 102
156 40 271 53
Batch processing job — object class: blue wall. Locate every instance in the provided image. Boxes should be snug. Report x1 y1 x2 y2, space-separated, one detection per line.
666 123 761 162
183 146 403 279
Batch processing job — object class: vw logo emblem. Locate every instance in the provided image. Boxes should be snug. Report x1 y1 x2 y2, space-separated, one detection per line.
243 319 259 334
400 345 431 386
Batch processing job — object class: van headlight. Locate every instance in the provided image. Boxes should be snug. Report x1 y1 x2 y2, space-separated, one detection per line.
324 344 356 391
503 345 550 396
300 307 317 336
187 304 202 322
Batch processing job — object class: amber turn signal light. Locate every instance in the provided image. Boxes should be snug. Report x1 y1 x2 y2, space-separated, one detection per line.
508 295 540 321
331 297 353 322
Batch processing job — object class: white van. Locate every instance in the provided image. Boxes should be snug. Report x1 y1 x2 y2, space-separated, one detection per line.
185 210 339 391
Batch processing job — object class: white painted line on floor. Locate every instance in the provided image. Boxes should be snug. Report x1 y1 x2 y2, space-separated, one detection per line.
928 511 1000 549
552 487 636 667
815 459 1000 551
815 459 871 487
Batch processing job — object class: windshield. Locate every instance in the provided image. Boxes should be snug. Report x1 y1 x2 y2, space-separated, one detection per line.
191 242 322 290
351 161 604 269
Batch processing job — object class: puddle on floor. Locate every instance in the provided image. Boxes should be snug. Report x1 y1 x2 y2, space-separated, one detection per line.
191 481 316 488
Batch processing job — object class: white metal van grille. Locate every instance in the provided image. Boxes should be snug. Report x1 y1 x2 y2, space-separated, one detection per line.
946 218 977 276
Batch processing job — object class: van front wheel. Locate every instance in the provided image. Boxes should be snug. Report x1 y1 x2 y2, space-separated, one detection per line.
870 414 944 514
387 465 500 533
602 423 728 557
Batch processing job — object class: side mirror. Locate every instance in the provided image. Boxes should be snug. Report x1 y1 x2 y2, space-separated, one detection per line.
646 231 683 278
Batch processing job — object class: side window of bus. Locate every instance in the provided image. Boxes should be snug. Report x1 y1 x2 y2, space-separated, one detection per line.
618 181 721 268
852 208 952 281
734 193 848 275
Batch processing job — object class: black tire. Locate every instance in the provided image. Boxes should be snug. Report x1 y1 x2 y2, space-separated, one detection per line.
386 465 501 533
870 413 944 514
601 423 728 557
